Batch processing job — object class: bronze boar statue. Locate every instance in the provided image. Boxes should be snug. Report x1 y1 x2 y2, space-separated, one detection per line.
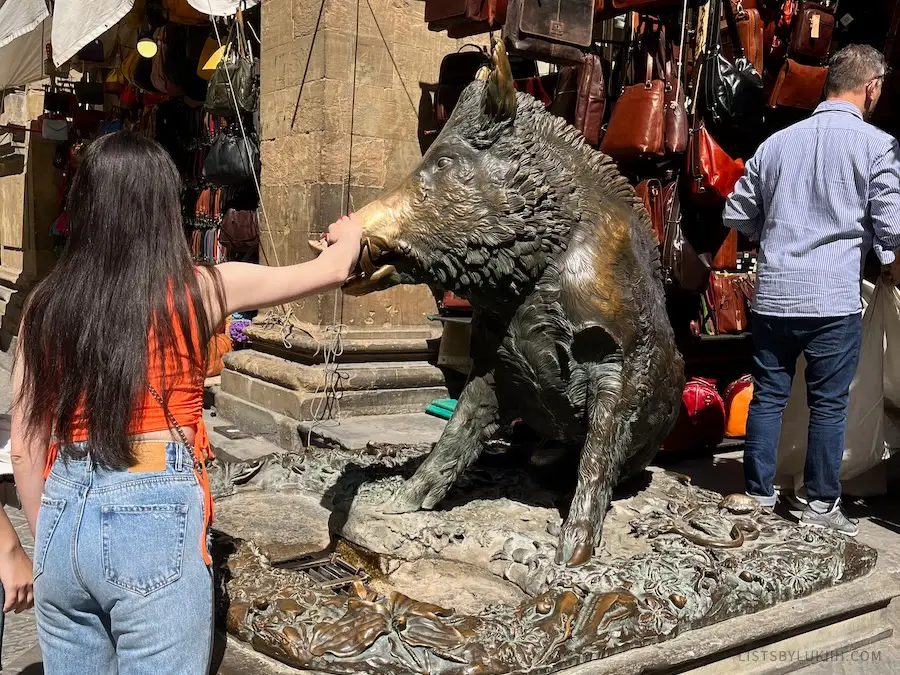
337 42 685 567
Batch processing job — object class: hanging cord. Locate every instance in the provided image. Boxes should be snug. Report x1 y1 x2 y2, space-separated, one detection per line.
206 4 349 432
305 0 362 444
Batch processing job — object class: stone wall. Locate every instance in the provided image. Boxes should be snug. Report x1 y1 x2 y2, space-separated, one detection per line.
0 86 61 359
258 0 474 331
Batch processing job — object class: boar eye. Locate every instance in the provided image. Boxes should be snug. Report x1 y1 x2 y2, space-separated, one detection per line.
436 157 453 171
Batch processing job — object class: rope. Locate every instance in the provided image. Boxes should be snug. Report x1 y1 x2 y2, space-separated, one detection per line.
205 3 349 433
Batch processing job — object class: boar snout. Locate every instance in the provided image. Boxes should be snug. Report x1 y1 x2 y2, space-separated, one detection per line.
341 195 406 296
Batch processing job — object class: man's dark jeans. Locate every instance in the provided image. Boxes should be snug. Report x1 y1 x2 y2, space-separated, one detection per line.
744 312 863 504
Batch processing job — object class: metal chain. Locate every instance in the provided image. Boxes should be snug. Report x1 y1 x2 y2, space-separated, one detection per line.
147 384 195 453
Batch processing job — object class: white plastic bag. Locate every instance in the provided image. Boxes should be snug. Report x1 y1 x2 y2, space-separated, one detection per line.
775 281 898 498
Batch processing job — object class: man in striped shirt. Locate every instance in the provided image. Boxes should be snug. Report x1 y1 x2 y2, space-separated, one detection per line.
724 45 900 536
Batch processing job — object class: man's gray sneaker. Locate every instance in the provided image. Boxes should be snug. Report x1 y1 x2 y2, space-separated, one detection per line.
800 501 859 537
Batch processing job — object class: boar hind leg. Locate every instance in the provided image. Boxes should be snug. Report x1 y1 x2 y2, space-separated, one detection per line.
382 373 499 514
557 360 629 567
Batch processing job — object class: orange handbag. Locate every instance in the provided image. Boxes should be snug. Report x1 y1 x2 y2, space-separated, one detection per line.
724 375 753 438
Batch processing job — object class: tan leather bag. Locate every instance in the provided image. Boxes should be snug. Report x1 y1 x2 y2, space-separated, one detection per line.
735 7 764 75
768 58 827 109
600 53 665 162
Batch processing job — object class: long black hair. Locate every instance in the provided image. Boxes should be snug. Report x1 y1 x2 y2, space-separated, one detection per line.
17 131 221 468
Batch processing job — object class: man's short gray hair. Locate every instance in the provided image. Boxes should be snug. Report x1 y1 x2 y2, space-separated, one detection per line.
825 44 888 95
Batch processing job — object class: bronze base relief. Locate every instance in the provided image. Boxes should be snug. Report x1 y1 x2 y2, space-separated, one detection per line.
210 448 876 674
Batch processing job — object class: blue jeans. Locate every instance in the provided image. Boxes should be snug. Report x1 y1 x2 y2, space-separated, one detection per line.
33 443 213 675
745 312 863 505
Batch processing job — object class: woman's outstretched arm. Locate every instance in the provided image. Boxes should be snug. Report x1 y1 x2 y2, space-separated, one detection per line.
201 214 363 327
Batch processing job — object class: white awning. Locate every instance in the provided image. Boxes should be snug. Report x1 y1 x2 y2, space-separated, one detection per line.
0 17 49 91
0 0 49 50
51 0 135 66
187 0 259 17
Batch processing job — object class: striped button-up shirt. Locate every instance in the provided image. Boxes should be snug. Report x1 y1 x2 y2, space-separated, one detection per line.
724 100 900 317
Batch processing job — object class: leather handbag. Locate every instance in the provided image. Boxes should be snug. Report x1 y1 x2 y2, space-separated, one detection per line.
203 131 260 186
514 76 552 105
75 81 104 106
220 209 260 253
709 272 748 333
427 0 508 38
151 27 184 97
574 53 607 147
768 57 827 109
435 47 491 123
41 117 70 142
502 0 593 66
724 375 753 438
205 17 257 116
661 178 711 293
635 179 664 244
548 64 579 123
734 6 764 75
711 227 738 269
705 0 764 128
789 1 835 63
105 45 128 95
163 0 209 25
662 378 726 452
688 122 745 203
659 24 688 154
600 54 665 162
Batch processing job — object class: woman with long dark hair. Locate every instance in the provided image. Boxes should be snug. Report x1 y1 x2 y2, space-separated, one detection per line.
9 131 363 674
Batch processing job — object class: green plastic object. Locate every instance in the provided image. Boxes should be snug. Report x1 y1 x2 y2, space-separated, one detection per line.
425 399 457 420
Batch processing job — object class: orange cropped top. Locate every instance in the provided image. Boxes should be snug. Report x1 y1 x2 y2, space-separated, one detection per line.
44 305 215 563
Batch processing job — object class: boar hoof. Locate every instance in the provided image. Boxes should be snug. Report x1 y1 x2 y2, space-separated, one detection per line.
379 484 427 515
556 521 596 567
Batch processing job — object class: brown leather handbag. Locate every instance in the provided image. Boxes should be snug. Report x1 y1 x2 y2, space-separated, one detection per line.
768 57 827 109
636 179 664 244
549 65 579 122
600 53 665 162
735 6 764 75
789 1 835 63
663 57 687 154
662 178 711 293
574 54 607 147
688 122 745 204
220 209 260 253
503 0 594 65
710 272 748 334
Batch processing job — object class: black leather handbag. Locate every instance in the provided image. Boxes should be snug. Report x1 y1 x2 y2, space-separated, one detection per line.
203 130 260 186
704 0 764 127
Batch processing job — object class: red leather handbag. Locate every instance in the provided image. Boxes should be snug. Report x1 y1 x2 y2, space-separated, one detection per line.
663 378 726 452
687 122 745 203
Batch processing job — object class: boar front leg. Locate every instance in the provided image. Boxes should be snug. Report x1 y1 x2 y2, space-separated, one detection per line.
382 372 499 514
557 361 630 567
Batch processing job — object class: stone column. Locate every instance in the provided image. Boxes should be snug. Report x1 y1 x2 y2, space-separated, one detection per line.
219 0 470 436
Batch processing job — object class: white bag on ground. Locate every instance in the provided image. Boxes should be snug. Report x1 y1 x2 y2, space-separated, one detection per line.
775 281 898 498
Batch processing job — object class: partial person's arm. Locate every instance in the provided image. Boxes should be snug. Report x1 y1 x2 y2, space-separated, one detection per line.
201 214 363 326
0 508 32 612
10 344 51 537
724 152 765 241
868 141 900 285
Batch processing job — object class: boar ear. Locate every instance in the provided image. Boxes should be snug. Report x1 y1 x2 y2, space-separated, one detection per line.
484 41 516 121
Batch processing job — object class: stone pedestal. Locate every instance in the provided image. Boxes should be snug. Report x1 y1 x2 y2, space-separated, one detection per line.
223 0 475 425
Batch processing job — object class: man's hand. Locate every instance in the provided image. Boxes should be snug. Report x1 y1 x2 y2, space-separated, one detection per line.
0 544 33 613
882 258 900 286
